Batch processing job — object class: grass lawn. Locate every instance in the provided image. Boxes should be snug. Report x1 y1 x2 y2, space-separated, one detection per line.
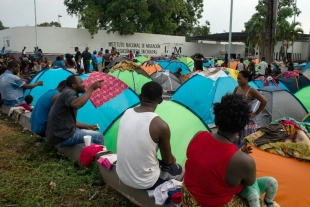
0 111 137 207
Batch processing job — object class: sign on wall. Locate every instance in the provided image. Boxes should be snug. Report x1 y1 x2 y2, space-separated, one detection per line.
70 41 184 56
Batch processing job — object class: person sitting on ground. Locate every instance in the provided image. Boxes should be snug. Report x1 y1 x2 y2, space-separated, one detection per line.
64 53 77 73
214 59 219 67
20 59 32 82
221 59 229 67
116 82 184 190
265 64 273 76
53 56 64 69
174 68 182 78
46 75 104 147
272 65 281 76
194 59 203 72
135 50 140 57
183 93 277 207
31 80 66 137
236 58 246 72
0 61 43 106
170 52 177 60
18 94 33 112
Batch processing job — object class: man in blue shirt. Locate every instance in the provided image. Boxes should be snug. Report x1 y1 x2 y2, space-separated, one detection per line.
81 47 92 74
0 61 43 106
31 80 67 137
91 50 98 71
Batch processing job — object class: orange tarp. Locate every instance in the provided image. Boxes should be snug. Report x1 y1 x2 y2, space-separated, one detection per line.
140 62 162 75
250 146 310 206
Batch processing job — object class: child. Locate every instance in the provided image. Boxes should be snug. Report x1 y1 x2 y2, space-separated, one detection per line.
18 95 33 112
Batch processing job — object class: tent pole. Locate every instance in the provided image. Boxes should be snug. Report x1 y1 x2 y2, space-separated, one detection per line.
228 0 234 67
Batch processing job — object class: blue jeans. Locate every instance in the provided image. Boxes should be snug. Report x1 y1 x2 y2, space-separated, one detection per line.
59 127 104 147
84 61 90 74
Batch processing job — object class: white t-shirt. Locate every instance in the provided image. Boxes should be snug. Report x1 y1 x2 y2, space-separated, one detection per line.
259 61 268 75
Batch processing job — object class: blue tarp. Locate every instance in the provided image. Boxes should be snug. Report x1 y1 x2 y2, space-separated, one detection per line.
172 74 238 125
159 60 191 75
24 68 74 105
77 74 140 134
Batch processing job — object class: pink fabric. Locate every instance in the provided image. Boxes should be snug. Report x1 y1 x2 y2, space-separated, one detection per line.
83 72 128 108
284 71 299 79
97 157 113 170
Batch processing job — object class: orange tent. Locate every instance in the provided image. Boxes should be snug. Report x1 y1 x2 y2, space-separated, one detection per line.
250 146 310 206
230 61 239 69
140 61 162 75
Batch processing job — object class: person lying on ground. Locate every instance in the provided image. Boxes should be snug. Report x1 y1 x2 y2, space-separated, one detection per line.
0 60 43 106
116 82 184 190
46 75 104 147
31 80 67 137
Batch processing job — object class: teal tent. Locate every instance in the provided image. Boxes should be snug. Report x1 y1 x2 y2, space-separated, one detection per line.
172 74 238 126
104 101 209 165
24 68 74 105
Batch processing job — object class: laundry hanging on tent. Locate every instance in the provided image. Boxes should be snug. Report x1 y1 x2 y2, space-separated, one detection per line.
83 72 128 108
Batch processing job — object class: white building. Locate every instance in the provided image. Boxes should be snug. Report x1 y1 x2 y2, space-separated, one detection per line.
0 26 245 58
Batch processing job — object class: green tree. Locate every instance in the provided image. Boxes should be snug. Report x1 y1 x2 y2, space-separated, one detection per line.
244 0 301 62
38 21 61 27
186 20 210 42
64 0 205 37
277 20 303 59
0 21 8 30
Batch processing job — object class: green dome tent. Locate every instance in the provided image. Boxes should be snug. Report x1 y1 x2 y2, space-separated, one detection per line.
295 86 310 112
178 57 194 71
104 101 209 165
109 70 152 94
133 56 149 66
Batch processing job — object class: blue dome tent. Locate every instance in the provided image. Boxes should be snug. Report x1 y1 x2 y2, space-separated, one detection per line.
172 74 238 126
24 68 74 105
157 60 171 69
162 60 191 75
77 74 140 134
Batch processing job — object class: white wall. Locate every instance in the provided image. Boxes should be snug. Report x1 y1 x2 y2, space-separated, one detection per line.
0 26 245 58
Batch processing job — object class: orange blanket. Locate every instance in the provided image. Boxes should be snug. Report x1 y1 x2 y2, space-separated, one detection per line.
250 146 310 206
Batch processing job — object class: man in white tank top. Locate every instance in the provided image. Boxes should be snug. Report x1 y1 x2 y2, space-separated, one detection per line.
116 82 184 190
